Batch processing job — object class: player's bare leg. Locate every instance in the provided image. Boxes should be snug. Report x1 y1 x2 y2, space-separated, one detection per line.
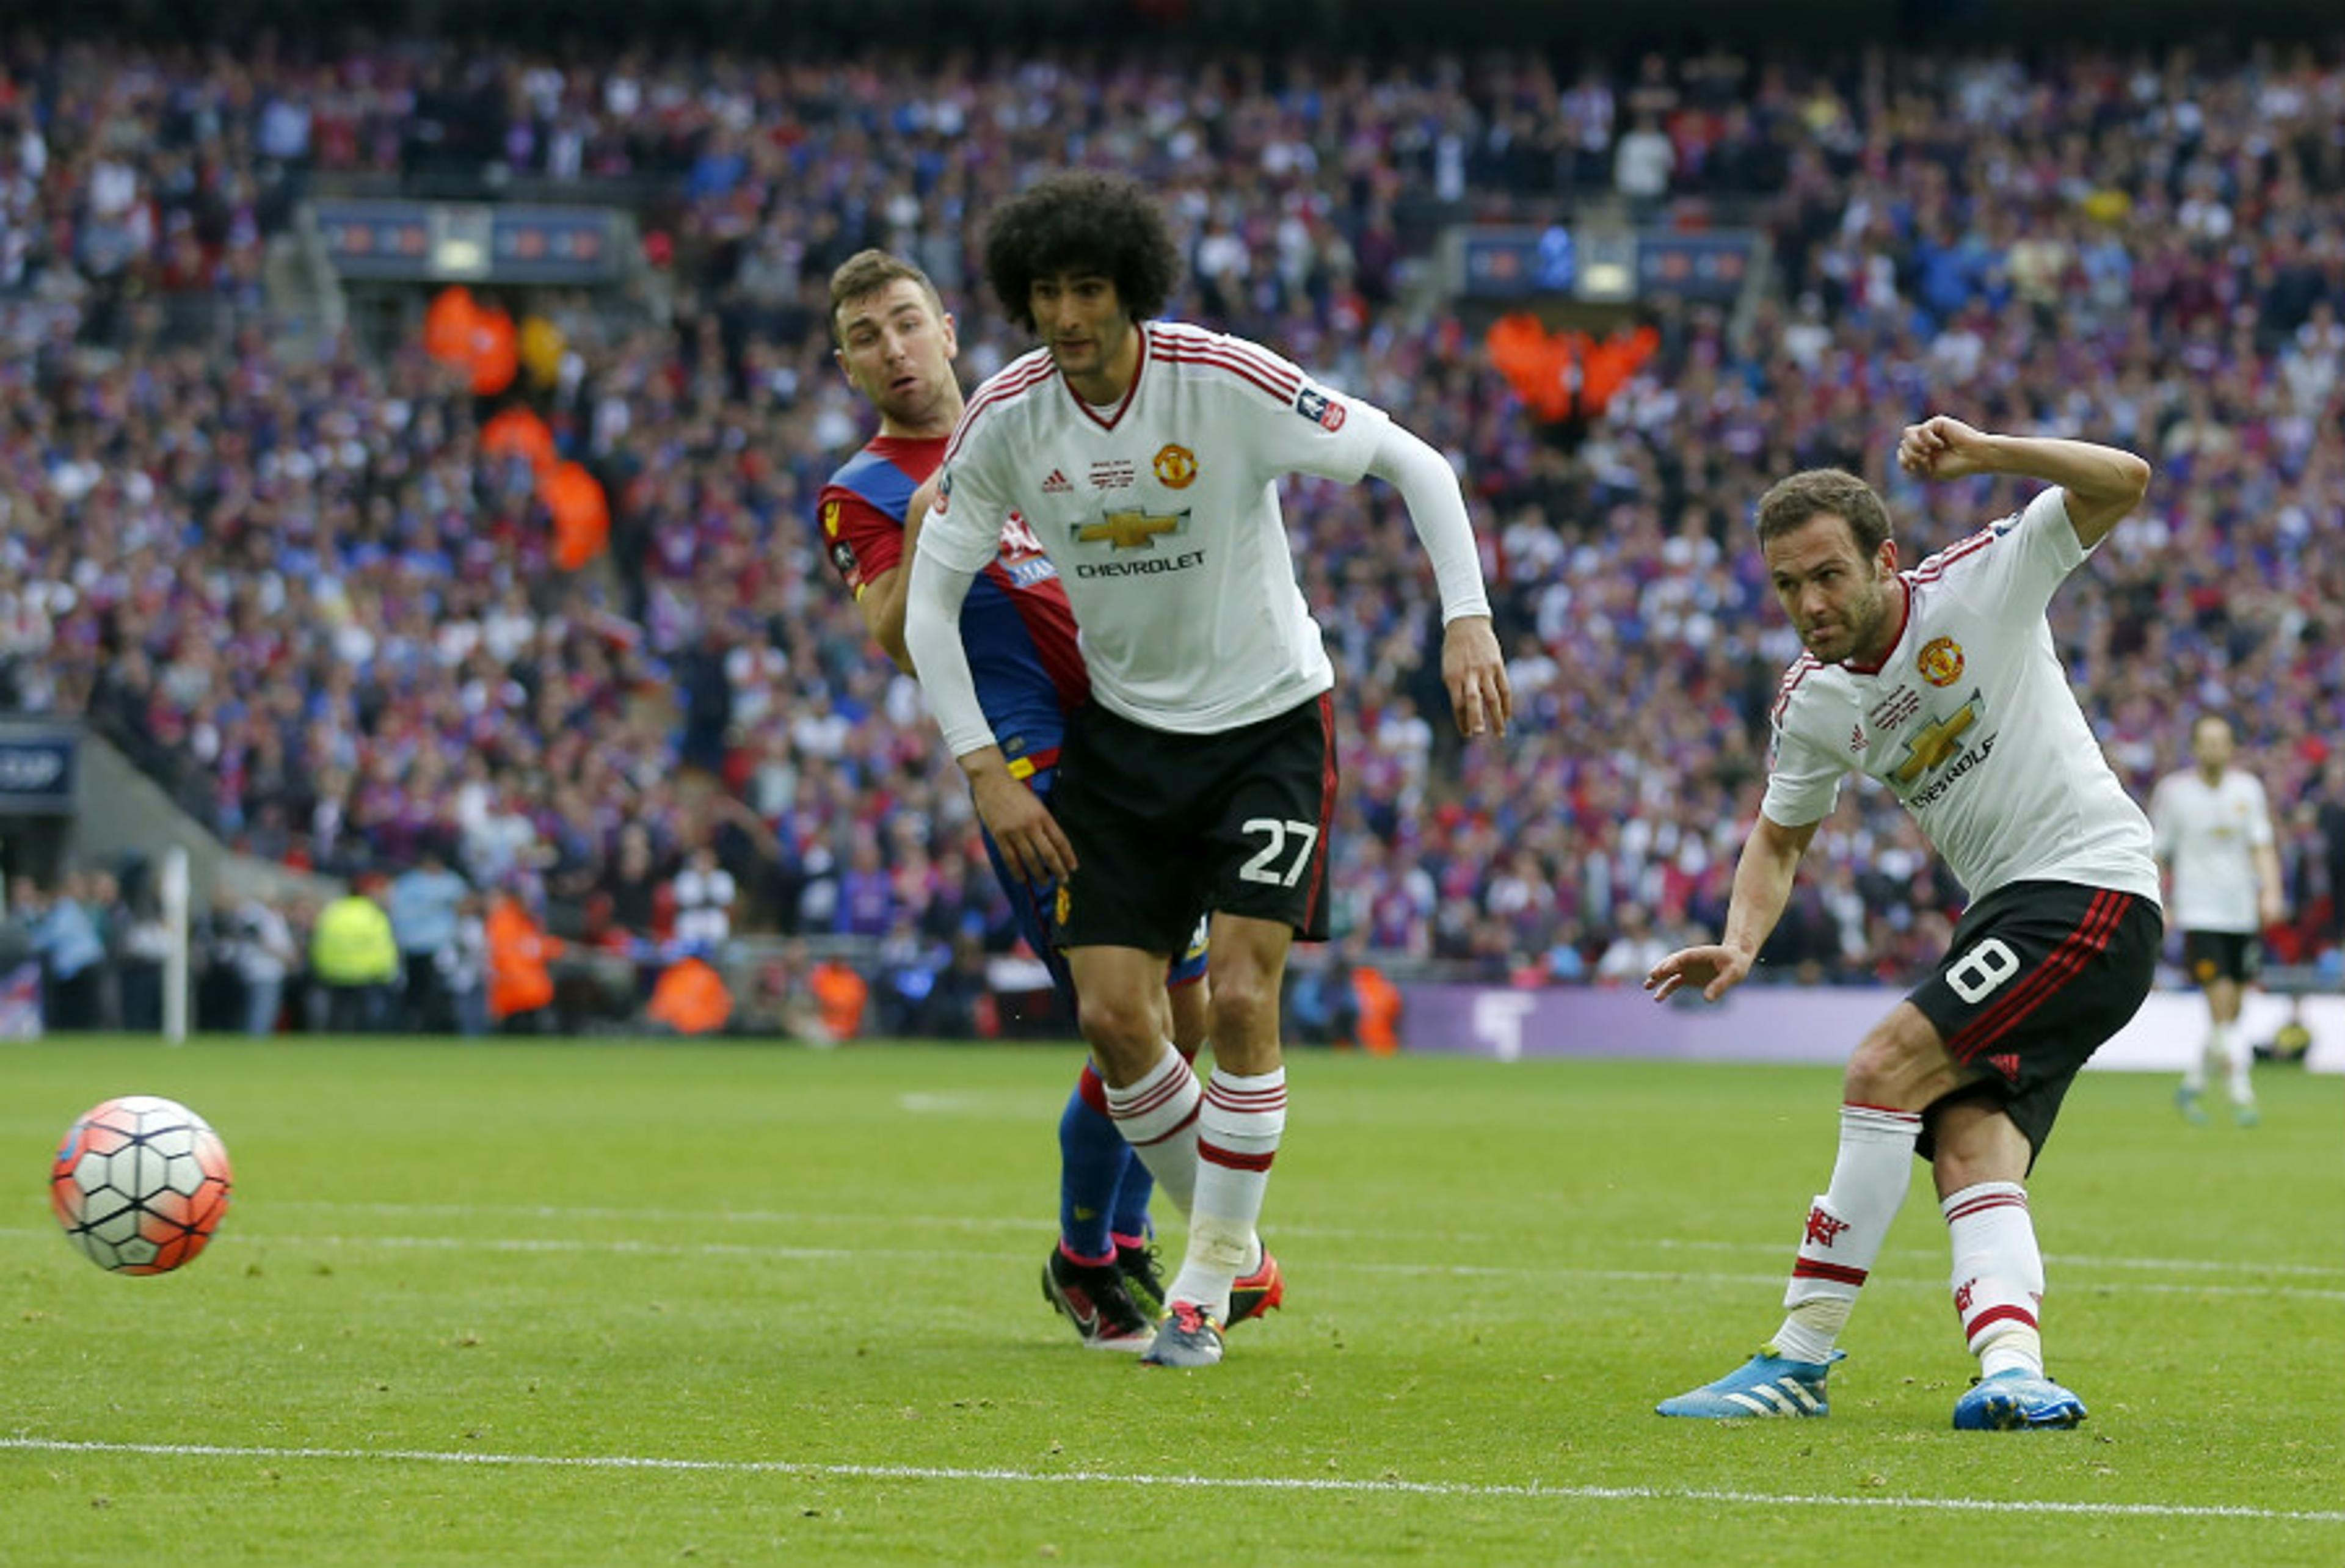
1111 973 1213 1318
1143 913 1292 1368
1760 1004 1951 1360
1662 1004 1949 1417
1932 1098 2085 1429
1073 945 1201 1221
2180 975 2252 1125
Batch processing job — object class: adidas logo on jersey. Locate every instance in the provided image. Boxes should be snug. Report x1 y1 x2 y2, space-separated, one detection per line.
1041 469 1074 494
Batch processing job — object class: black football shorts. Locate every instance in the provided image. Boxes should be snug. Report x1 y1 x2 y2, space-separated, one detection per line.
1907 879 2163 1164
1050 693 1337 955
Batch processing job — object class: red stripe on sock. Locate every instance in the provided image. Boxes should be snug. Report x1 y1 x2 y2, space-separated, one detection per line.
1124 1105 1201 1147
1114 1069 1195 1120
1076 1064 1110 1116
1963 1302 2039 1337
1199 1141 1277 1172
1943 1192 2029 1224
1792 1259 1869 1286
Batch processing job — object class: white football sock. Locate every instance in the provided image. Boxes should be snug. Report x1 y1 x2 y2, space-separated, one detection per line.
2216 1022 2255 1103
1942 1180 2046 1379
1770 1104 1921 1364
1103 1043 1201 1220
2183 1026 2216 1093
1167 1066 1285 1319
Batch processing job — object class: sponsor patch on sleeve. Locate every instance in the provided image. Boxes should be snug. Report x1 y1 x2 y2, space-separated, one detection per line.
1295 386 1347 431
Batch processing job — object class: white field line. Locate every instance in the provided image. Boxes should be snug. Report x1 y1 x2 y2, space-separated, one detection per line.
5 1226 2340 1302
1649 1236 2345 1279
258 1199 1500 1247
252 1200 2345 1281
0 1437 2338 1525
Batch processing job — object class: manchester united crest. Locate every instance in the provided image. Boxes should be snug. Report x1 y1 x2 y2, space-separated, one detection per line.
1152 443 1198 489
1918 636 1966 687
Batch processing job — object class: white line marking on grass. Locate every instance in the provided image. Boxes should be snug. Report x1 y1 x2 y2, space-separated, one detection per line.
9 1229 2340 1302
263 1200 1489 1246
2 1437 2338 1525
265 1202 2345 1276
1330 1258 2345 1304
1651 1238 2345 1279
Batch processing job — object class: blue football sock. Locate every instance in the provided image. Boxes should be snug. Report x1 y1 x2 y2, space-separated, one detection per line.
1058 1080 1127 1261
1108 1144 1156 1243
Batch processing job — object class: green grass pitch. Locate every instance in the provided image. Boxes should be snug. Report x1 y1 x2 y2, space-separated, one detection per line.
2 1036 2339 1566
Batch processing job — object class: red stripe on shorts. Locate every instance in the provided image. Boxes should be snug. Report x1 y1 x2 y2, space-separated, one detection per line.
1946 891 2129 1061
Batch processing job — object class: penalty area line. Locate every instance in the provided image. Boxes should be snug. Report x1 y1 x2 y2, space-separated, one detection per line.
3 1437 2340 1525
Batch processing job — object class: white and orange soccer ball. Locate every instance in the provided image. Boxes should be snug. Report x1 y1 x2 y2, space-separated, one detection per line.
50 1095 233 1275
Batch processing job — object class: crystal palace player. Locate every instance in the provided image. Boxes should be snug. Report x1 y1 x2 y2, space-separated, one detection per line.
1648 418 2161 1429
818 250 1270 1351
904 173 1509 1368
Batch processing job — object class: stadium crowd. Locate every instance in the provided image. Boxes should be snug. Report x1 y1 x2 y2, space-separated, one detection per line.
2 31 2344 1033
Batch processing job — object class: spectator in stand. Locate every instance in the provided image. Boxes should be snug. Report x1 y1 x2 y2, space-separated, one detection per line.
485 886 562 1033
446 891 491 1039
387 841 470 1031
0 35 2336 996
230 891 299 1037
18 877 103 1031
310 878 401 1034
670 842 736 954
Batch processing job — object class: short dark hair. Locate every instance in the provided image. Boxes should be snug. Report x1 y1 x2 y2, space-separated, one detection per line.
827 250 944 344
1754 468 1894 557
2189 712 2233 743
981 171 1183 334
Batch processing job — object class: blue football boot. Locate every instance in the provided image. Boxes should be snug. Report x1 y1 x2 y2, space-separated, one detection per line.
1657 1349 1843 1418
1951 1368 2087 1430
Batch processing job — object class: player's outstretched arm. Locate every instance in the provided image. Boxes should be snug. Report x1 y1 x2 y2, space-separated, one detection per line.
1645 813 1818 1003
1365 423 1508 736
1896 416 2151 548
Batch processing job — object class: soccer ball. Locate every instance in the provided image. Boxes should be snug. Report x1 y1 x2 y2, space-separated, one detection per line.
49 1095 233 1275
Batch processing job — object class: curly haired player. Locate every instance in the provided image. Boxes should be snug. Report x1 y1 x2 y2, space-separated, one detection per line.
905 172 1508 1368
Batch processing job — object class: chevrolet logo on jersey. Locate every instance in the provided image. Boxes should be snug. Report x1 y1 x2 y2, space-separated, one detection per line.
1889 693 1982 788
1078 509 1187 550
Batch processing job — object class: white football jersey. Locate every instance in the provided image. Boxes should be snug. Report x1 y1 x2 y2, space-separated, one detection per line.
918 321 1389 735
2149 768 2274 932
1761 487 2161 905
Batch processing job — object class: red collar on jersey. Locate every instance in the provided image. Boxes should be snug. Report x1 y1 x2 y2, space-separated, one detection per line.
1842 576 1912 677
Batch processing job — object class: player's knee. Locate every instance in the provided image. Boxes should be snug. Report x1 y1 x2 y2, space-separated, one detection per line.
1206 975 1279 1048
1843 1027 1950 1111
1928 1103 2029 1189
1076 988 1159 1058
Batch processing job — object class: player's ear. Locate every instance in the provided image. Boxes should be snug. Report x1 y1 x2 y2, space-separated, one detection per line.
940 312 958 360
1877 537 1899 575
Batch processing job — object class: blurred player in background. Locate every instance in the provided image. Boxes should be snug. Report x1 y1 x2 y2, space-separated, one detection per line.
818 250 1257 1351
1648 418 2160 1430
2150 714 2283 1126
904 172 1508 1368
